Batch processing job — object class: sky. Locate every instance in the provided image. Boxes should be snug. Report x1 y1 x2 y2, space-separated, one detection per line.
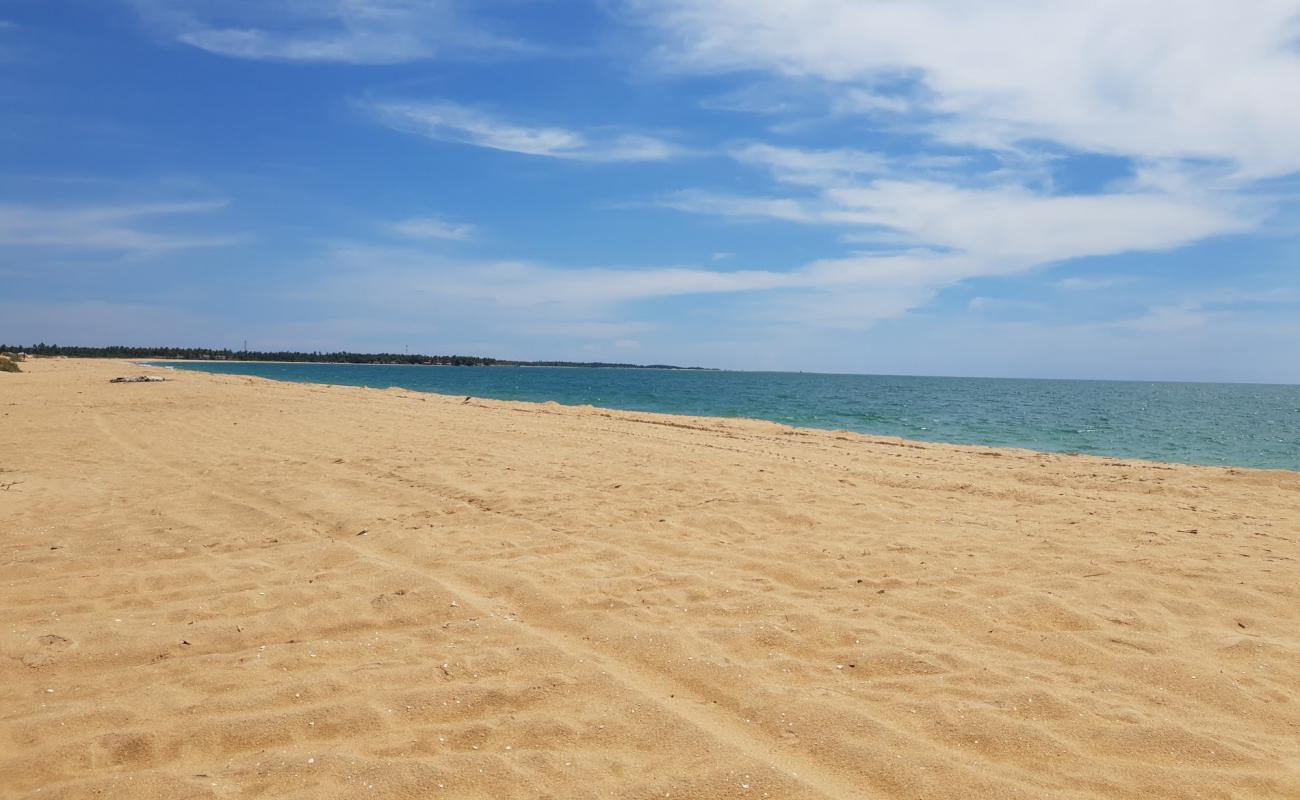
3 0 1300 382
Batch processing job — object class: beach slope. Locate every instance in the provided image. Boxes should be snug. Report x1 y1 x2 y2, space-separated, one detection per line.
2 358 1298 799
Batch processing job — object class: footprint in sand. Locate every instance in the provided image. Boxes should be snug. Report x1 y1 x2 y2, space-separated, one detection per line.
21 634 72 668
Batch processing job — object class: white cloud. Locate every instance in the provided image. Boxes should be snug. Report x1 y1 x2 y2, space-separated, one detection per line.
1121 303 1209 333
657 189 818 223
526 321 656 339
699 82 816 115
130 0 534 64
1055 276 1134 291
820 181 1254 264
0 200 241 256
628 1 1289 296
632 0 1300 178
313 244 793 311
364 99 684 162
700 79 913 120
660 180 1252 266
299 240 993 338
968 296 1045 313
386 214 475 241
1120 286 1300 332
651 66 1261 306
728 143 889 186
831 89 912 116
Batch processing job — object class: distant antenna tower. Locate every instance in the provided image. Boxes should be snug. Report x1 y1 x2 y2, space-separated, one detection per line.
243 339 248 352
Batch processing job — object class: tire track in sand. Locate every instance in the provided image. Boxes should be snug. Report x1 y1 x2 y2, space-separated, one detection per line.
91 410 870 799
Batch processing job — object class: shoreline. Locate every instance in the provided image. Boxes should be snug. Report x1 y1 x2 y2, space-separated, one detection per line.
4 358 1298 798
140 358 714 371
146 358 1300 476
131 356 1300 387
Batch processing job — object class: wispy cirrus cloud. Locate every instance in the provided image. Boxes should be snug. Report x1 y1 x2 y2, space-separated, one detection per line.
657 189 818 224
363 99 685 162
0 200 242 256
1055 276 1136 291
302 236 1006 337
968 296 1045 313
1124 287 1300 331
728 143 889 186
659 178 1252 265
386 214 475 242
311 243 792 312
129 0 535 64
821 181 1253 264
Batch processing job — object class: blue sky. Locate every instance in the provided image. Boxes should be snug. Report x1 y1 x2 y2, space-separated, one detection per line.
3 1 1300 381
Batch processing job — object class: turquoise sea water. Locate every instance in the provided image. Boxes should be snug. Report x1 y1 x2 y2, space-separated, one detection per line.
150 362 1300 472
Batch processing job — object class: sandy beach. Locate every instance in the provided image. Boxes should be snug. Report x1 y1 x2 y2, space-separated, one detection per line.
2 358 1298 799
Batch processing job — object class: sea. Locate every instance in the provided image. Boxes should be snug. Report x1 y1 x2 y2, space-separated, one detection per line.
148 362 1300 472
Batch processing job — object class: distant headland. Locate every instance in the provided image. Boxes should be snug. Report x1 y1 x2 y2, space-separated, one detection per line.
1 343 715 371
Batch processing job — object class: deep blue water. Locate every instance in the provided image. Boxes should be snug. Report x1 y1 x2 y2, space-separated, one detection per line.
149 362 1300 471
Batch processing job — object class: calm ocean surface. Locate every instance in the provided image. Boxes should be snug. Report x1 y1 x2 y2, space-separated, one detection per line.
150 362 1300 472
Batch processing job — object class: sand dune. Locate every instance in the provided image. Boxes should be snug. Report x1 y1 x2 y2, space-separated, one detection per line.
2 358 1298 799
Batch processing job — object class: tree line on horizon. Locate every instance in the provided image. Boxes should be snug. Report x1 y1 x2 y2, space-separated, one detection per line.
1 344 706 370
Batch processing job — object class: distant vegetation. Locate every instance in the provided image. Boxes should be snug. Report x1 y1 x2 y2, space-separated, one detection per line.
1 344 709 370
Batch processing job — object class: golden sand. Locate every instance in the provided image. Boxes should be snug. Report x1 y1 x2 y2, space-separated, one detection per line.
2 358 1298 799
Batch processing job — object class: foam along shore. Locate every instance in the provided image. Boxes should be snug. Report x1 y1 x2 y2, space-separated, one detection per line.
3 357 1298 799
